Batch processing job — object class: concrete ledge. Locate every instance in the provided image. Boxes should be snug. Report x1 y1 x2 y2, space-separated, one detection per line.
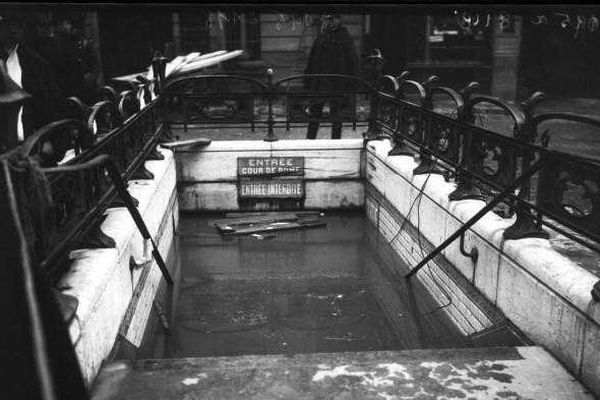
365 139 600 395
59 148 178 385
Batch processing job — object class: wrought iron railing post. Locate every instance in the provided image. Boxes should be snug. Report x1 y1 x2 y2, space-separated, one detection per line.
363 49 385 142
146 97 166 160
363 92 383 141
151 52 168 96
388 71 414 156
448 81 485 201
263 68 278 142
413 75 443 175
504 92 549 240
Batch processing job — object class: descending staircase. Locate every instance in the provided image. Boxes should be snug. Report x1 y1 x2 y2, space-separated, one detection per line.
92 346 593 400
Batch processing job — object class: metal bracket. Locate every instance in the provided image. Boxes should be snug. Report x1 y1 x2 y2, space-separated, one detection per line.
460 232 479 263
388 136 413 156
146 145 165 160
131 165 154 180
413 155 445 175
448 179 486 201
503 204 549 240
79 215 116 248
592 281 600 302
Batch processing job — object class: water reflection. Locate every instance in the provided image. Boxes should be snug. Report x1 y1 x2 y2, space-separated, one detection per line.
148 212 470 358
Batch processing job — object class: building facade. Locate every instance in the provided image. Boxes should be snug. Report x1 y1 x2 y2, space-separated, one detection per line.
9 7 599 102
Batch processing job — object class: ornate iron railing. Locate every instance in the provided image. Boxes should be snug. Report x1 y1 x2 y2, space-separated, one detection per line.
2 54 600 286
371 72 600 251
162 71 374 141
1 77 166 283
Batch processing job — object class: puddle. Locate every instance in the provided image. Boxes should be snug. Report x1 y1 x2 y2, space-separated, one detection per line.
142 212 524 359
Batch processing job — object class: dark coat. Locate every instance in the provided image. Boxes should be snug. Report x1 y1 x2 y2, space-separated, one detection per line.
304 26 359 92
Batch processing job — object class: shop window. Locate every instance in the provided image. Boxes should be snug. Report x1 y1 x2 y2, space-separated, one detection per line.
405 15 491 66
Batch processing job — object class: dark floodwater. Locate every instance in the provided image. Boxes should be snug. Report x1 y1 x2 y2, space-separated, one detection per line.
146 212 521 359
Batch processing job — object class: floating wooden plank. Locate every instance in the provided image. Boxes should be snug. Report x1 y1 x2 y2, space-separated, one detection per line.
210 213 302 229
214 213 324 233
224 211 320 218
229 218 326 235
209 211 319 227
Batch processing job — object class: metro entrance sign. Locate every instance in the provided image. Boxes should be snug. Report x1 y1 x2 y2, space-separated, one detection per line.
238 157 304 177
237 156 305 199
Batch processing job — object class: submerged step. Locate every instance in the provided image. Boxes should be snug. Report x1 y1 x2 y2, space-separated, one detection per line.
92 346 593 400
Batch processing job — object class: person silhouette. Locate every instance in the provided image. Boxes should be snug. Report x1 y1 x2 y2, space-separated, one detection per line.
304 14 359 139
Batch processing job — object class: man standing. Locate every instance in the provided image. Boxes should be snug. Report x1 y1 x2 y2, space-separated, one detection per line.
304 14 359 139
0 10 62 147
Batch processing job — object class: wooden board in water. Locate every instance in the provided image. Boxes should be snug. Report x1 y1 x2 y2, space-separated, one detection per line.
227 218 327 235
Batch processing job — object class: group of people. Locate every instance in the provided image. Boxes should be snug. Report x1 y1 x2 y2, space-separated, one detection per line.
0 9 97 151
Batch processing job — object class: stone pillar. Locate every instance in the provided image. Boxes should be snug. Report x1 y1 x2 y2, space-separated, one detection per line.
491 15 522 101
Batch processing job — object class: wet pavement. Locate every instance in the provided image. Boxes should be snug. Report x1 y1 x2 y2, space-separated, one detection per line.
93 347 594 400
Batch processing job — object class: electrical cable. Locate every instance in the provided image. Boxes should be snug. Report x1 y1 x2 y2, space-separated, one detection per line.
414 163 454 315
381 150 454 316
387 159 434 246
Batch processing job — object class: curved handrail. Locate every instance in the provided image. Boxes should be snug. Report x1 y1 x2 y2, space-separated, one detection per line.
87 100 124 135
532 112 600 151
378 75 399 95
43 153 109 174
398 80 427 105
532 112 600 128
7 119 88 168
460 81 481 102
396 71 411 84
98 85 119 103
118 90 141 120
164 73 269 91
429 86 465 117
275 73 375 92
465 95 527 137
65 96 92 121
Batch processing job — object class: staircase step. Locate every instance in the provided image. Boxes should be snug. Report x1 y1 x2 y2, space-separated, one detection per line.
92 346 593 400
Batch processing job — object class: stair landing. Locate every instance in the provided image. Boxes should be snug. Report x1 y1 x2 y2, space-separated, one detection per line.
92 346 593 400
